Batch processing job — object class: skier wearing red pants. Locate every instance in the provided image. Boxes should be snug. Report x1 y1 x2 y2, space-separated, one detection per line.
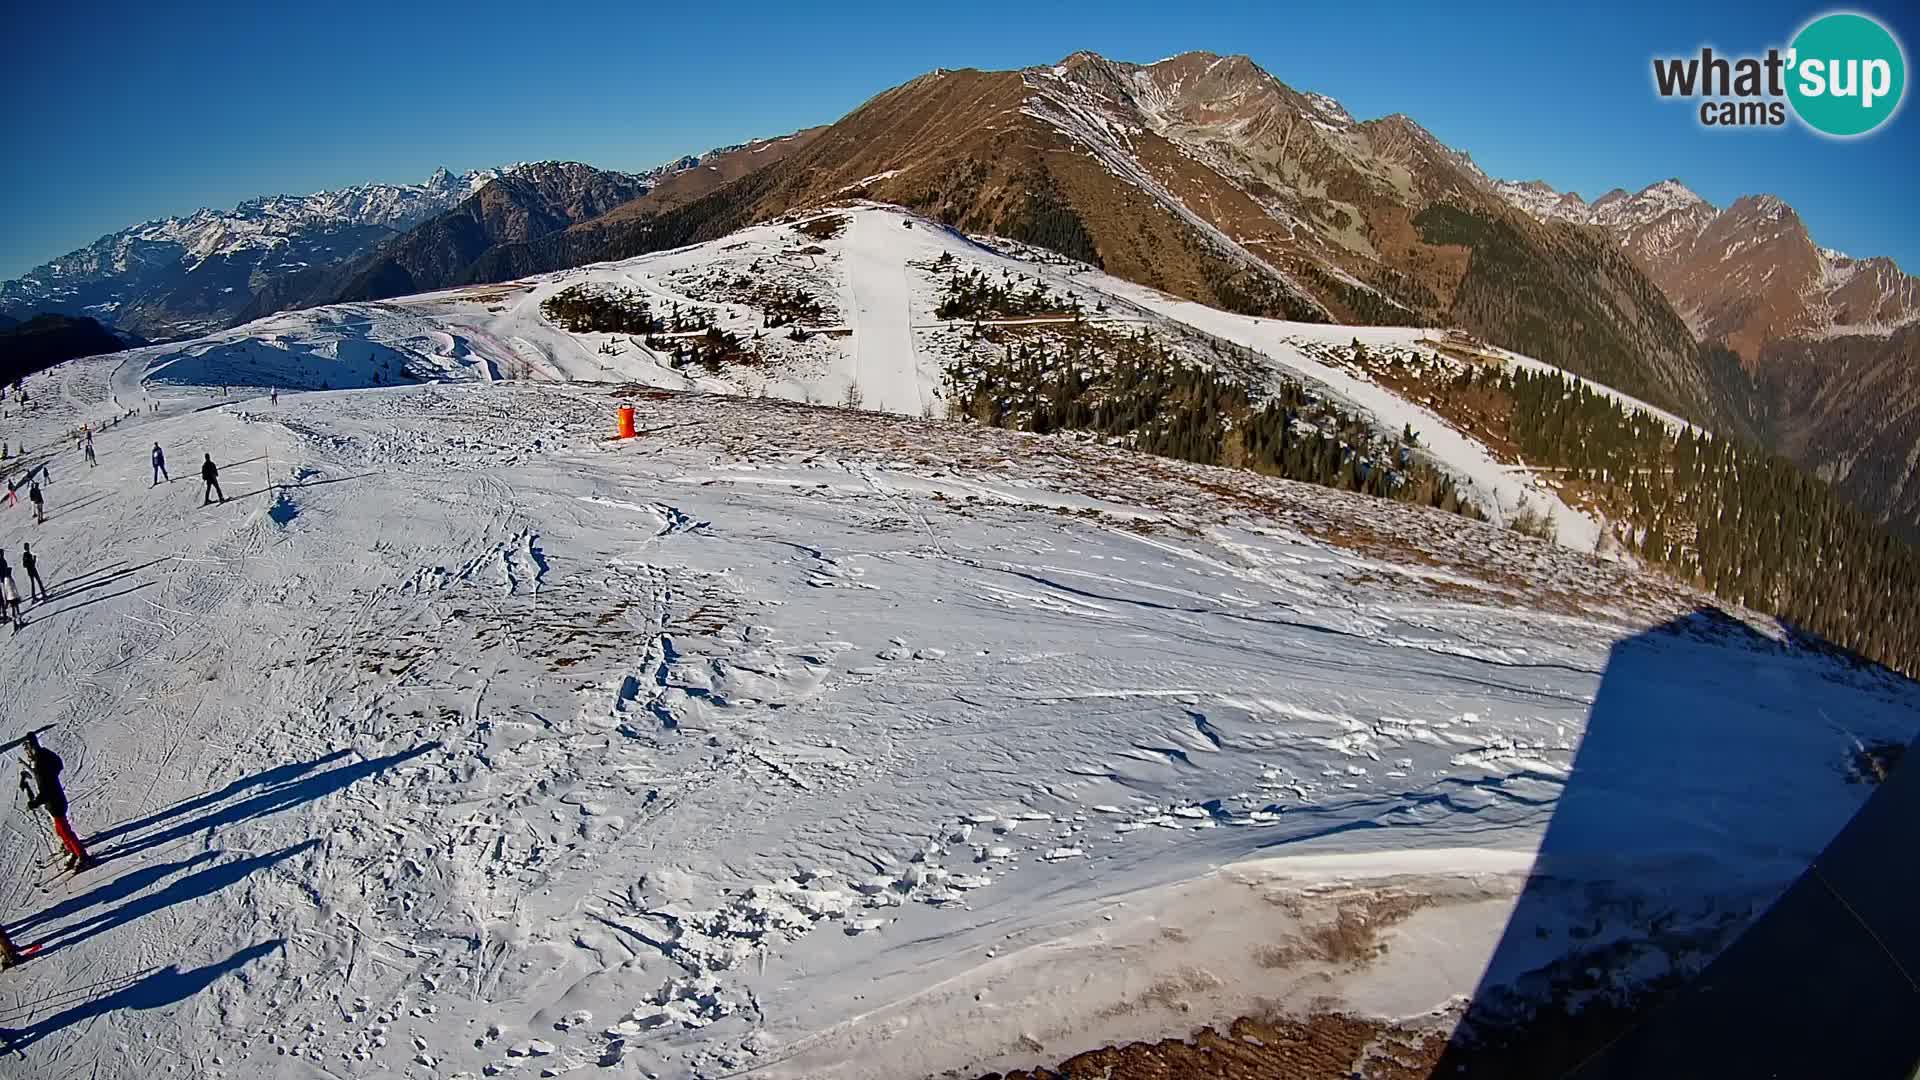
21 734 93 872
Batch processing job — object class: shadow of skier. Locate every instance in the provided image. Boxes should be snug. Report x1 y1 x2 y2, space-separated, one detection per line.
6 850 221 938
38 556 173 603
32 843 317 960
97 743 439 863
0 938 282 1052
86 749 354 846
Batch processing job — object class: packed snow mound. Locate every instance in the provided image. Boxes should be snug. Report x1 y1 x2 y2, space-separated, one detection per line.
141 325 467 393
0 350 1914 1078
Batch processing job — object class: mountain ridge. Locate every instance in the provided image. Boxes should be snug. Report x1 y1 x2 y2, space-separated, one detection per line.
1492 175 1919 349
437 51 1718 431
13 49 1919 535
0 166 504 339
1493 173 1920 537
0 156 721 342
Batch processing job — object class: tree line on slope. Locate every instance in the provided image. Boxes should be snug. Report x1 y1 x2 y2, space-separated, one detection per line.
0 315 134 384
539 286 662 335
945 326 1476 519
1413 204 1707 425
933 263 1084 321
1490 363 1920 677
539 284 758 373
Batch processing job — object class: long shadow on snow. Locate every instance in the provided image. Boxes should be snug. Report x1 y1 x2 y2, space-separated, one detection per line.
86 749 353 846
34 842 317 959
97 743 439 863
6 850 222 938
1426 608 1920 1078
0 938 282 1052
39 492 110 523
27 581 156 624
223 471 377 504
41 555 172 600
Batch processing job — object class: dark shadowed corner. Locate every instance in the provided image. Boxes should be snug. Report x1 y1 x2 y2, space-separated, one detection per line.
1431 608 1920 1079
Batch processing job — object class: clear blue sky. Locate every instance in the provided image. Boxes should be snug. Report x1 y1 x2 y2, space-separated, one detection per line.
3 0 1915 279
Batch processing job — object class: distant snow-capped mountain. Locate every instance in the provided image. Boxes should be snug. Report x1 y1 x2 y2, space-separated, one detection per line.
0 156 749 342
0 166 504 340
0 167 534 340
1491 176 1919 351
1492 174 1920 539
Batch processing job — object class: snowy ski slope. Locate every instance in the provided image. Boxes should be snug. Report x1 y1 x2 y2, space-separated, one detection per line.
0 327 1914 1078
89 204 1705 556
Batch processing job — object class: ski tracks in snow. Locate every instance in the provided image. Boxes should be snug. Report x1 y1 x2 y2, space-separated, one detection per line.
0 379 1914 1079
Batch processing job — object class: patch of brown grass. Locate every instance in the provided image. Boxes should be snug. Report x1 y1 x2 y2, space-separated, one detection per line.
977 1012 1451 1080
1254 889 1433 971
795 215 848 241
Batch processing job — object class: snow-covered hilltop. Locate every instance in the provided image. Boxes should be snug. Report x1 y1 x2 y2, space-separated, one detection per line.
0 202 1913 1079
108 204 1683 554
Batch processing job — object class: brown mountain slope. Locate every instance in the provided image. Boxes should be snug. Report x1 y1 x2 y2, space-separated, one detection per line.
1663 195 1920 359
1500 178 1920 358
471 52 1720 424
595 128 827 217
1497 178 1920 537
1712 328 1920 539
334 162 652 302
699 62 1328 318
1668 195 1830 358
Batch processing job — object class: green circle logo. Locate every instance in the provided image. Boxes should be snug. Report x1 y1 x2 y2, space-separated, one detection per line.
1787 12 1906 136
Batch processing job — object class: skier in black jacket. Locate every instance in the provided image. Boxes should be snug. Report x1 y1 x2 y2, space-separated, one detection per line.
201 454 223 505
21 734 92 871
20 544 47 603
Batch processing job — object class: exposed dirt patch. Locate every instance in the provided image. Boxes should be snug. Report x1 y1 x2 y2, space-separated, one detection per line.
795 214 848 241
1091 970 1222 1023
973 977 1699 1080
1254 889 1432 970
974 1011 1451 1080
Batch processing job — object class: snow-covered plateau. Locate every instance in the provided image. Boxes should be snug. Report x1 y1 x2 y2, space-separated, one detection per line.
0 205 1914 1079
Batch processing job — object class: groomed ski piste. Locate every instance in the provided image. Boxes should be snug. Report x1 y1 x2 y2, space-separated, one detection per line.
0 204 1913 1079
